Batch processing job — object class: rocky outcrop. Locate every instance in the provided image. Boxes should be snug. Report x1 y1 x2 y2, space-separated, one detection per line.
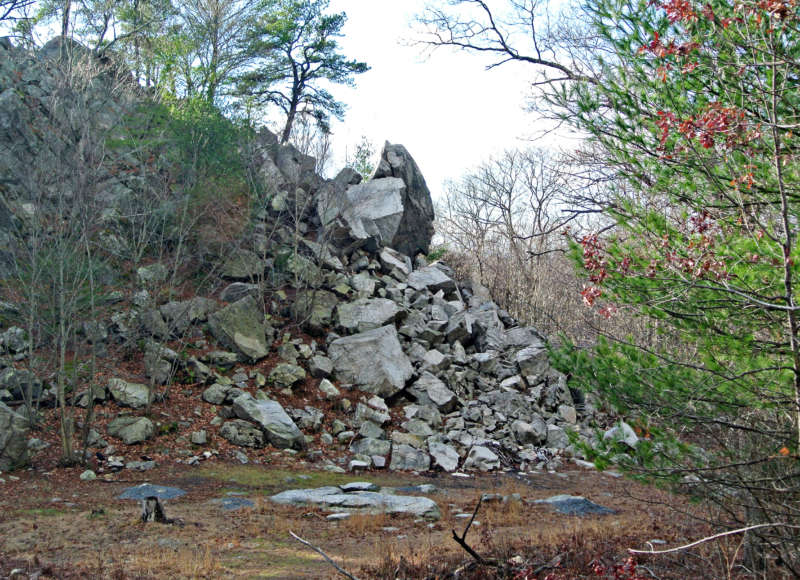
318 142 434 257
371 142 436 257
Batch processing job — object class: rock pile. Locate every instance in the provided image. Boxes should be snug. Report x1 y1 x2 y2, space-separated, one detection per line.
0 37 599 474
183 139 596 473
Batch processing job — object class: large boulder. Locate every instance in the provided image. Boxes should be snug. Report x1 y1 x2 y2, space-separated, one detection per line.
371 142 435 256
336 298 402 333
0 367 42 402
319 143 434 256
464 445 500 471
429 442 460 472
232 394 305 450
159 297 218 335
108 378 151 409
407 265 457 294
0 401 29 469
219 248 265 280
220 419 266 448
328 325 414 397
291 289 338 334
207 295 271 361
107 416 154 445
337 178 407 251
390 443 431 471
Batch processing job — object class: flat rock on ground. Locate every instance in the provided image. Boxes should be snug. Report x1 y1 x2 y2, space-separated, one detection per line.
117 483 186 501
534 495 616 516
270 485 440 520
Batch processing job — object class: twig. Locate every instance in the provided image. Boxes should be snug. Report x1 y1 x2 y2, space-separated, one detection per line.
629 523 800 555
532 553 564 575
451 496 488 566
289 531 361 580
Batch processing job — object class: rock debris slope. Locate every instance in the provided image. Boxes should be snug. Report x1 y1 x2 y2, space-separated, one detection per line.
0 37 601 474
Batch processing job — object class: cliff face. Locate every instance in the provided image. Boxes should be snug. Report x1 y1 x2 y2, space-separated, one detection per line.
0 37 597 475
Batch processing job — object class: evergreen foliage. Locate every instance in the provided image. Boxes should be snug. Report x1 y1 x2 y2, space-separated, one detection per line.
236 0 369 143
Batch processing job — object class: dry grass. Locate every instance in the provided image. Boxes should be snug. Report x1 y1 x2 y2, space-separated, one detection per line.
0 464 716 579
341 511 390 535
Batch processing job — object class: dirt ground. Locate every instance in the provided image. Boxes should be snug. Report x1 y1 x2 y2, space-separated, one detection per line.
0 456 715 580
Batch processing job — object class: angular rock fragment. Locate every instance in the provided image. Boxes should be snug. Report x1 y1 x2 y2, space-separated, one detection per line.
208 296 271 361
328 325 413 397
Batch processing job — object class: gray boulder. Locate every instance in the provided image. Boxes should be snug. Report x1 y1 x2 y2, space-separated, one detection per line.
138 309 170 340
429 442 460 472
317 378 340 399
603 421 639 448
407 265 456 294
0 401 29 469
379 247 412 276
337 298 402 333
546 425 570 449
354 402 390 426
504 327 546 349
268 363 306 388
328 325 413 397
220 419 265 448
371 142 435 257
202 383 230 405
107 416 154 445
421 372 456 412
0 367 42 402
445 311 475 344
0 326 27 353
108 378 151 409
320 143 434 257
220 282 260 303
464 445 500 471
308 355 333 378
270 486 440 519
325 177 406 251
516 346 551 383
232 394 305 450
291 289 339 334
219 248 265 280
136 263 168 286
534 494 616 516
350 437 391 457
390 443 431 471
159 297 218 334
208 295 271 361
511 417 547 445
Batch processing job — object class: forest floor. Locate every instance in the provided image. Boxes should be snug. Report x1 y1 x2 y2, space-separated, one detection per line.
0 455 722 579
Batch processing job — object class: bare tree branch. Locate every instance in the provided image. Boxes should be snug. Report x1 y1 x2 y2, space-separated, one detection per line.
289 531 361 580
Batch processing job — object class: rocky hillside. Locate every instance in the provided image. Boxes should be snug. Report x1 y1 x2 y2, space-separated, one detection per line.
0 37 611 477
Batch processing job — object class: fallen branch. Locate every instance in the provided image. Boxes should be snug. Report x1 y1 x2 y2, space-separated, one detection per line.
630 523 800 555
451 496 490 566
289 530 361 580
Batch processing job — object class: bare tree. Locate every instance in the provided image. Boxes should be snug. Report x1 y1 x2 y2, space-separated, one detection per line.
0 0 35 22
417 0 598 84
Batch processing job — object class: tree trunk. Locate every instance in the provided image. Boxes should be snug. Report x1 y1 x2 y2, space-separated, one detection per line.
61 0 72 38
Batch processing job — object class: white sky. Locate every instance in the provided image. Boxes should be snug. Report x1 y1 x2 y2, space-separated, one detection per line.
326 0 557 198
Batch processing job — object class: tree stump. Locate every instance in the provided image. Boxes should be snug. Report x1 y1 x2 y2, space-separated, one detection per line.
141 496 169 523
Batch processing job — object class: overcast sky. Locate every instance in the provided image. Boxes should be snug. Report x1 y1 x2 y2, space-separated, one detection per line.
325 0 561 199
